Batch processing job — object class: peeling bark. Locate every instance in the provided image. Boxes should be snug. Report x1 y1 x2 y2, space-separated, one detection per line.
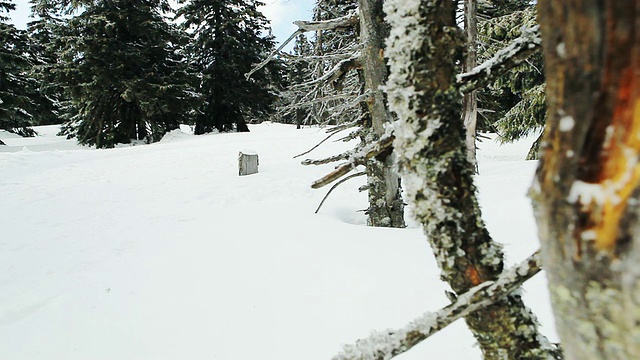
385 0 556 358
533 1 640 359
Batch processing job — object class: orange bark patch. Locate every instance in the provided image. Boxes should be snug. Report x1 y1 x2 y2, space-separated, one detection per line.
465 265 483 286
591 69 640 251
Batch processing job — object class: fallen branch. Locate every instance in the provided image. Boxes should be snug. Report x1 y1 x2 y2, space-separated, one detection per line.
458 26 541 94
331 251 543 360
315 171 366 213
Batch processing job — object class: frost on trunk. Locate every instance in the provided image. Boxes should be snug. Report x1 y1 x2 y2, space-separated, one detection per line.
359 0 405 227
462 0 479 171
384 0 556 358
532 2 640 359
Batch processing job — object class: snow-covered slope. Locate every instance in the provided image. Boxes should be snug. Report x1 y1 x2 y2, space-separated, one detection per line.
0 124 555 360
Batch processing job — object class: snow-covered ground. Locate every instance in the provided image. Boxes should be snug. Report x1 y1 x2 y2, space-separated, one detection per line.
0 124 556 360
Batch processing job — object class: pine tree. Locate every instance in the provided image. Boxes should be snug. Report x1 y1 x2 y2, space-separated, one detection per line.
51 0 196 148
177 0 280 134
0 0 38 136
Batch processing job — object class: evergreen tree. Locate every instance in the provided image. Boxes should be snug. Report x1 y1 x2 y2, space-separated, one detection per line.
51 0 196 148
0 0 38 136
477 4 545 159
26 4 67 126
177 0 280 134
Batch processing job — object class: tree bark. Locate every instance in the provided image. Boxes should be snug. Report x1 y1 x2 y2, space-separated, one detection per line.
358 0 405 228
533 2 640 359
462 0 479 171
385 0 557 358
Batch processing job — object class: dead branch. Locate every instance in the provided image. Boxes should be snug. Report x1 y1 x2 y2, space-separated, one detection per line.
294 130 345 159
302 151 352 166
246 10 360 80
458 26 541 94
311 134 395 189
293 10 359 32
331 251 543 360
293 56 362 89
315 171 366 213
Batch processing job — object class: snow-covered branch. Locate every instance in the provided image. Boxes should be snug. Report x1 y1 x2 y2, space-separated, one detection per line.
331 251 543 360
293 10 359 32
457 26 541 94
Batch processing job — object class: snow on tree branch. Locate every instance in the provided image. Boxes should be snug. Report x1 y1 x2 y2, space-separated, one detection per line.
331 251 543 360
457 26 541 94
293 10 359 32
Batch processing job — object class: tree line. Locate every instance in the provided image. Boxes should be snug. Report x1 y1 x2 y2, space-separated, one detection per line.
0 0 282 147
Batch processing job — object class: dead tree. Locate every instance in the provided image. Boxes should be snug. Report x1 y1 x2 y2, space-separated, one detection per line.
533 1 640 359
384 0 557 358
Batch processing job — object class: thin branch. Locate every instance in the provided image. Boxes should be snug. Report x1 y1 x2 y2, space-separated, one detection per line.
246 29 304 80
311 134 395 189
302 151 352 166
246 10 359 80
331 251 543 360
294 130 343 159
293 10 359 32
315 171 366 213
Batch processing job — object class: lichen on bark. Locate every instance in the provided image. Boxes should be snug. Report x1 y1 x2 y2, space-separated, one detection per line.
384 0 557 358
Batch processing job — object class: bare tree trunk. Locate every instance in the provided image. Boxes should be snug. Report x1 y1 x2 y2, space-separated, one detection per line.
359 0 405 227
385 0 557 358
533 2 640 359
462 0 478 172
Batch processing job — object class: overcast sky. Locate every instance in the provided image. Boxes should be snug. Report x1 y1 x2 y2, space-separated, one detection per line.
8 0 314 51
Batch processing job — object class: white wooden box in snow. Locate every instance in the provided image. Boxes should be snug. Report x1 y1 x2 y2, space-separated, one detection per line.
238 150 259 176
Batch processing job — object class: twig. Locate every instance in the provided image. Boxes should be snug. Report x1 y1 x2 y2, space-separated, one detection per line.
331 251 543 360
315 171 366 213
294 131 343 159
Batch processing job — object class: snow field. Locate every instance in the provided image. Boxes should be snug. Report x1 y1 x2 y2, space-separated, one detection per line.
0 124 554 359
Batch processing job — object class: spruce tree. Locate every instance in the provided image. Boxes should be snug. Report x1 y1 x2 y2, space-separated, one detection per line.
0 0 38 136
477 4 545 159
52 0 196 148
177 0 280 134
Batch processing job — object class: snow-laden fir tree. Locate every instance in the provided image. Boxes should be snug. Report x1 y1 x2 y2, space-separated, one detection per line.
50 0 196 148
477 4 545 159
176 0 281 134
0 0 39 136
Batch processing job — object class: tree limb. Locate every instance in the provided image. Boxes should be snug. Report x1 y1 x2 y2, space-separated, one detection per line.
331 251 543 360
315 171 366 213
302 151 352 166
457 26 541 94
311 134 394 189
293 10 359 32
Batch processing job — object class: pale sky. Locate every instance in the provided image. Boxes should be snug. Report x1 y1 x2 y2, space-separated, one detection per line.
8 0 314 50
